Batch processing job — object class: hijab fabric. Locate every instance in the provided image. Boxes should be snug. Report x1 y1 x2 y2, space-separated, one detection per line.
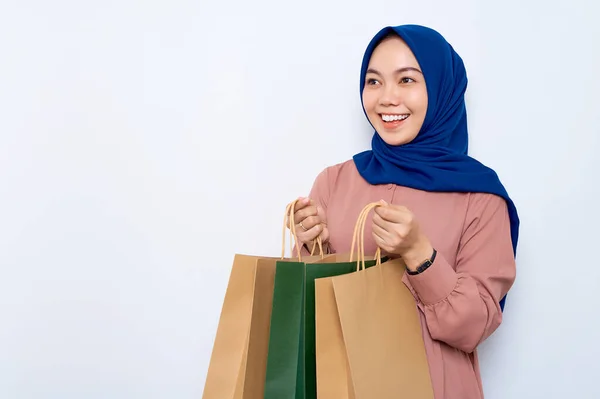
352 25 519 311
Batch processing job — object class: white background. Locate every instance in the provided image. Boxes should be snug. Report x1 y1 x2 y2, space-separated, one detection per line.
1 0 599 398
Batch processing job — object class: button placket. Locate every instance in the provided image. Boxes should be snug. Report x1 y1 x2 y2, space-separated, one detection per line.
389 184 397 203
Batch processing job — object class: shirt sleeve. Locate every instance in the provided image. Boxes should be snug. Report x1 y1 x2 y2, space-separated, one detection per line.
404 193 516 353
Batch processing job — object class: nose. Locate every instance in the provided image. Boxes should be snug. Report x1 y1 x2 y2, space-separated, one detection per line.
379 84 401 106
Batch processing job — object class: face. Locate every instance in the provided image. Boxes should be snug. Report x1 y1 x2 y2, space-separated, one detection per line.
362 35 428 146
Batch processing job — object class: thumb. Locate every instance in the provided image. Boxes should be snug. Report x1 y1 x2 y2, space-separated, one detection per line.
295 196 311 210
316 204 327 223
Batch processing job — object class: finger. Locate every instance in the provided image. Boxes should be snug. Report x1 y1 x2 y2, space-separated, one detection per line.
293 197 312 211
297 215 320 231
295 205 318 223
287 198 310 228
372 212 391 229
374 202 408 224
316 205 327 224
372 230 392 253
373 212 401 237
372 222 393 243
297 223 323 243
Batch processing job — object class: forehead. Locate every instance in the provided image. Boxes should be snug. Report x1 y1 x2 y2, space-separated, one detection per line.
367 35 420 69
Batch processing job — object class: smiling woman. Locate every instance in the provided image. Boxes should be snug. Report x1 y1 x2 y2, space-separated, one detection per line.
362 35 428 146
289 24 520 399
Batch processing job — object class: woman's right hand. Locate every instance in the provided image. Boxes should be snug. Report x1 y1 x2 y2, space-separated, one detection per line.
289 197 329 246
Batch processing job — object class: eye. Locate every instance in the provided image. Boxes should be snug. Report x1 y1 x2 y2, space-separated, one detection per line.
366 78 381 86
400 77 415 84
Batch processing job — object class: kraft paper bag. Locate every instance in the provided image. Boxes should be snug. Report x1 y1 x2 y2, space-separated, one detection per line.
203 200 329 399
331 257 434 399
314 252 393 399
314 253 361 399
202 253 329 399
202 253 263 399
314 202 433 398
203 254 333 399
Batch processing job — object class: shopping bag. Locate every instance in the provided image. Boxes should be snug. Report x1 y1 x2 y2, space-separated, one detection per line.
202 202 328 399
316 202 434 399
314 269 354 399
264 202 381 399
263 254 377 399
314 205 380 399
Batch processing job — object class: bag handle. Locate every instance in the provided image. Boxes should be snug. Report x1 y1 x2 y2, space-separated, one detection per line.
349 202 383 271
281 199 324 261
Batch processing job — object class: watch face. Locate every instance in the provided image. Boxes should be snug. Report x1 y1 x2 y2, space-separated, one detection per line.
417 260 432 273
408 250 436 275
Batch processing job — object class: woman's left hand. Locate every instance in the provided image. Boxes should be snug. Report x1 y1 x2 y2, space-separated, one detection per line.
372 200 434 271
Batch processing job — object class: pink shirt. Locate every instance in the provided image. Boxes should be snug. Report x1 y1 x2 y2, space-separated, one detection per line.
304 159 516 399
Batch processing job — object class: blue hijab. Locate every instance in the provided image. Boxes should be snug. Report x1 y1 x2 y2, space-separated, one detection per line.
353 24 519 311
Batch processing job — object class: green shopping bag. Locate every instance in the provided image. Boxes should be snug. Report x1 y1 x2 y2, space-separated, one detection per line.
264 199 384 399
263 255 380 399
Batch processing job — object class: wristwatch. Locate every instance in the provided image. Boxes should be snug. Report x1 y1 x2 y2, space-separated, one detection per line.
406 248 437 275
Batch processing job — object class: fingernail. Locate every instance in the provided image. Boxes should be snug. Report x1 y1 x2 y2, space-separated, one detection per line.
380 199 388 205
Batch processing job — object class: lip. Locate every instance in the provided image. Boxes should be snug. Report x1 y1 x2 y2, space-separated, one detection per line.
379 114 409 130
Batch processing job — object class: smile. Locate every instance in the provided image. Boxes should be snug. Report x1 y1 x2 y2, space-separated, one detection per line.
380 114 409 122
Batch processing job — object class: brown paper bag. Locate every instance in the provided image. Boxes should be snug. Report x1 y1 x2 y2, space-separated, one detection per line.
202 200 332 399
315 203 434 399
315 265 355 399
332 258 433 398
202 254 268 399
204 253 334 399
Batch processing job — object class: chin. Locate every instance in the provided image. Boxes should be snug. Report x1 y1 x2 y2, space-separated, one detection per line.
377 130 416 146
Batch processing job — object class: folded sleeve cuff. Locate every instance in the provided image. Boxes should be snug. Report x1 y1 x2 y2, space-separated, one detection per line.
406 254 458 305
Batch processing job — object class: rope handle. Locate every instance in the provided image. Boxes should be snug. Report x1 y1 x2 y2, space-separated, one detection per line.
349 202 383 271
281 199 324 261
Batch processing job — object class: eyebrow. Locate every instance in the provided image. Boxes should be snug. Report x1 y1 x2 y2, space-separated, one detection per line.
366 67 423 76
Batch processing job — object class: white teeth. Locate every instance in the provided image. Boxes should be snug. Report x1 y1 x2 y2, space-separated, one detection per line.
381 114 409 122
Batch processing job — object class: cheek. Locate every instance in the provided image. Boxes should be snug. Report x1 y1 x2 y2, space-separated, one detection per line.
414 88 428 114
404 90 428 125
362 92 378 114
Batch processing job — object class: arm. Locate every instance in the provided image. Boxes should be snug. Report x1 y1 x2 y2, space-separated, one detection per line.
405 193 516 353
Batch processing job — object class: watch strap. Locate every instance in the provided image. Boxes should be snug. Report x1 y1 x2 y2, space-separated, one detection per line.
406 248 437 275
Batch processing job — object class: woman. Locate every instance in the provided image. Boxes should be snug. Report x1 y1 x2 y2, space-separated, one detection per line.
292 24 519 398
